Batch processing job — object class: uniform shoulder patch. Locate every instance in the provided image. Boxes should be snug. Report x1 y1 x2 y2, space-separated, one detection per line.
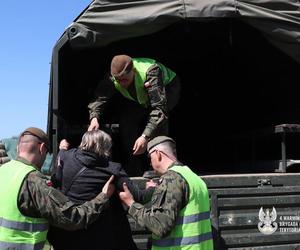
46 180 53 187
158 177 164 184
144 81 151 88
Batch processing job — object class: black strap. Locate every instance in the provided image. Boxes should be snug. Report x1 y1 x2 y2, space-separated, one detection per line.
64 166 87 195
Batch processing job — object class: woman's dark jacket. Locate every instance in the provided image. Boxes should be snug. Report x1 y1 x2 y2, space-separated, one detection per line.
47 148 152 250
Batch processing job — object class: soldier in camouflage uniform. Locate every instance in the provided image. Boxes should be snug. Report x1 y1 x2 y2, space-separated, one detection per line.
0 127 115 250
0 141 10 165
119 136 214 250
88 55 181 176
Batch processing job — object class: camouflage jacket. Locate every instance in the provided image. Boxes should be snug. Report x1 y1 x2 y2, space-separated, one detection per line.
88 64 170 138
17 158 110 230
128 162 189 238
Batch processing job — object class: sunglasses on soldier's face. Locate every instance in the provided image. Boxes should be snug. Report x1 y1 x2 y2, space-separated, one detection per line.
148 149 158 159
148 149 176 162
111 67 133 81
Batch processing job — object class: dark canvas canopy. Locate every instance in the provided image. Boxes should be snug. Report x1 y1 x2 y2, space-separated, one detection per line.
47 4 300 248
64 0 300 63
49 0 300 174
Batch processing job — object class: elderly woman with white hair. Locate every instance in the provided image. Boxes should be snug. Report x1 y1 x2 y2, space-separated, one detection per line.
48 129 153 250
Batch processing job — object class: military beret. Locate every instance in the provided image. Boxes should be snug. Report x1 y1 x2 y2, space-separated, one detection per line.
20 127 50 152
147 136 176 152
111 55 133 77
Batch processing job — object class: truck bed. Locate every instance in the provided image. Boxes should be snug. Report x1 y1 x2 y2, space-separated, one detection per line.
130 173 300 249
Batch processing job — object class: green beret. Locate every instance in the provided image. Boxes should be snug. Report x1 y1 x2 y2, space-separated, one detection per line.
147 136 176 152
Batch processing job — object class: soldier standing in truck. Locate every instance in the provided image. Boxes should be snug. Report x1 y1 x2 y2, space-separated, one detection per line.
88 55 181 176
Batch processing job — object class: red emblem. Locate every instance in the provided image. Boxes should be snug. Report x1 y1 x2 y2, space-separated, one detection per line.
144 82 151 88
46 180 53 187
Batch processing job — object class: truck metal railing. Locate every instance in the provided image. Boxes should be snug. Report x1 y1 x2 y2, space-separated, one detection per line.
222 123 300 173
274 124 300 172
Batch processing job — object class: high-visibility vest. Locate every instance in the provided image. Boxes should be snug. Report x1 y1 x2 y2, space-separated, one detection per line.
113 58 176 107
0 160 48 250
152 165 213 250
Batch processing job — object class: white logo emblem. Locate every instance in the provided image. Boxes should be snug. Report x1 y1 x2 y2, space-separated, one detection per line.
258 207 278 235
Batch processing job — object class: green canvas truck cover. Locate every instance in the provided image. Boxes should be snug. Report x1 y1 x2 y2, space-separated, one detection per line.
47 1 300 249
65 0 300 63
48 0 300 173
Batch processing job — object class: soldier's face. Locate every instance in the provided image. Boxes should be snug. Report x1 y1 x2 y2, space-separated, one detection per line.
115 70 134 89
149 150 161 174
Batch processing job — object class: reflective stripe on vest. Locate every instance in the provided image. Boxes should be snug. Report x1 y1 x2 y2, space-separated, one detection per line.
176 211 210 225
152 165 213 250
0 241 45 250
0 160 48 249
152 232 213 247
0 216 48 232
113 57 176 107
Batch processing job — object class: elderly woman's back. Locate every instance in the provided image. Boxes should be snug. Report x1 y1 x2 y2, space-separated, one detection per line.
48 130 151 250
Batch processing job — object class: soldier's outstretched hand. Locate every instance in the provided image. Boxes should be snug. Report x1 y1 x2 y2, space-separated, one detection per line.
59 139 70 150
119 182 134 207
133 136 148 155
88 117 100 131
102 175 115 198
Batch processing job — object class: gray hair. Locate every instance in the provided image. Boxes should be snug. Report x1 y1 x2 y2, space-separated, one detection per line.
78 130 112 158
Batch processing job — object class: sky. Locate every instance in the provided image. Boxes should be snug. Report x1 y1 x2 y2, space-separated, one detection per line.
0 1 91 139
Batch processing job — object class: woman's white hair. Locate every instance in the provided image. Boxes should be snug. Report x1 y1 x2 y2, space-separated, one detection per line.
79 130 112 158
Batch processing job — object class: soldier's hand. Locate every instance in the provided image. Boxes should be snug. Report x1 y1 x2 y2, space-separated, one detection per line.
133 136 148 155
59 139 70 150
88 117 100 131
119 182 134 207
102 175 115 198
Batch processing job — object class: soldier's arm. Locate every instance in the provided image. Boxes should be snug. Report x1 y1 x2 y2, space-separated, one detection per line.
127 171 188 238
119 176 155 204
143 64 168 139
18 171 110 230
50 150 65 188
88 73 116 121
115 165 155 204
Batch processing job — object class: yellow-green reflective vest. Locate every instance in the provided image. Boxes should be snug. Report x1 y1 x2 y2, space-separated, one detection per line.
152 165 214 250
0 160 48 250
113 58 176 107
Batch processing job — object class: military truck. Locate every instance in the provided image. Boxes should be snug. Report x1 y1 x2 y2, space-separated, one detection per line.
47 0 300 249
